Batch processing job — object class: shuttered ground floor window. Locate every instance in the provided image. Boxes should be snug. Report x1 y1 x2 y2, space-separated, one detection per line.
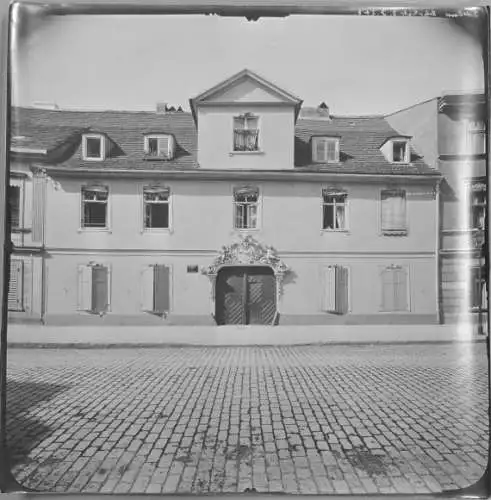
380 265 409 312
8 259 24 311
321 265 349 314
78 264 111 314
141 264 171 314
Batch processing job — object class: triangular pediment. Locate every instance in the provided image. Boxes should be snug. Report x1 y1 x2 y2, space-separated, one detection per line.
191 69 302 107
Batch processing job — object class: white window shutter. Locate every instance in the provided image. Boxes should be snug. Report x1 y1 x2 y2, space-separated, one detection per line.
8 260 23 311
141 265 155 312
77 265 92 311
158 137 169 157
322 266 337 313
381 267 396 311
106 265 112 312
393 267 408 311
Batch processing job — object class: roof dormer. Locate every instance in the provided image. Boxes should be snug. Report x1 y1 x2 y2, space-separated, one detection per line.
381 136 412 164
82 133 106 161
143 134 175 160
312 136 340 163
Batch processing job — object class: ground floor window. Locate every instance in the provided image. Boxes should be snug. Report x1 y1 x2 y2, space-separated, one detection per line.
141 264 171 314
321 265 349 314
380 265 409 312
8 259 24 311
78 264 111 314
470 266 486 310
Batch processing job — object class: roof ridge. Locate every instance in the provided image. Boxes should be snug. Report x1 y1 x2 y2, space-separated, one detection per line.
12 106 192 115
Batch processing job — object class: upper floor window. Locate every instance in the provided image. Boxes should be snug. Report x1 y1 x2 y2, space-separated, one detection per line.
82 134 105 161
233 113 259 152
465 120 486 155
144 134 174 159
391 140 409 163
143 186 170 229
81 186 109 229
8 185 21 229
313 137 340 163
322 188 347 230
381 189 407 235
234 186 259 229
469 181 486 230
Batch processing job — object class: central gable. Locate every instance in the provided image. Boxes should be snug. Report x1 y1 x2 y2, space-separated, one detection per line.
190 69 303 123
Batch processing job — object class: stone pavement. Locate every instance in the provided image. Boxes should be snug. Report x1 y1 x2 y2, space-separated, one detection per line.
6 343 489 494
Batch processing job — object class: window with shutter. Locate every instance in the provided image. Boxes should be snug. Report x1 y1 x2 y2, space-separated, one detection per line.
92 265 109 314
32 174 46 243
141 264 171 314
381 189 407 235
8 259 24 311
9 185 21 229
322 265 349 314
380 265 409 312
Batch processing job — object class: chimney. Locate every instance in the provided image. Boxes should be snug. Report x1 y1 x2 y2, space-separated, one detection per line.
156 102 168 114
317 102 330 117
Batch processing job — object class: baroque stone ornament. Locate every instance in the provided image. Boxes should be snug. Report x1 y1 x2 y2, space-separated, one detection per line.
202 235 288 278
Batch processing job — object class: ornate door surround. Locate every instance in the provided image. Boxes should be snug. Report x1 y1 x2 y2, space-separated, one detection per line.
201 236 289 323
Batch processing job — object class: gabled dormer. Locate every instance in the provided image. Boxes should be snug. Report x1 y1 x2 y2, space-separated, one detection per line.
190 69 303 170
380 136 412 164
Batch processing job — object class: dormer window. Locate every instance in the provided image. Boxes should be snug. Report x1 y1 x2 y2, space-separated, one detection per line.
144 135 174 159
312 137 340 163
391 140 410 163
233 114 259 152
83 134 105 161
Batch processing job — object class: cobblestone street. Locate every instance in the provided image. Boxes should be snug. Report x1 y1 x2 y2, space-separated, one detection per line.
6 343 489 494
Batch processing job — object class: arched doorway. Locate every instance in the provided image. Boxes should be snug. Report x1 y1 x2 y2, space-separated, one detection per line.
215 266 276 325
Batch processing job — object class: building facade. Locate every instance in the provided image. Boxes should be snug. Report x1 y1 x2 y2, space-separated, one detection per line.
9 70 441 326
387 92 487 324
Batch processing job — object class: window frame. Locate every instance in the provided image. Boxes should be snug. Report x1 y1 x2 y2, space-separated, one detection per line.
390 139 410 164
466 179 487 231
321 187 349 232
468 263 487 312
9 177 24 231
232 113 261 153
312 137 340 164
464 119 486 155
80 184 111 232
232 185 261 231
82 134 105 161
379 188 408 236
379 264 411 313
141 184 172 233
144 134 174 159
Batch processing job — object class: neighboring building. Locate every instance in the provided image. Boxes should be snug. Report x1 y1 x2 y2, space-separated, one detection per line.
387 92 487 324
8 69 441 326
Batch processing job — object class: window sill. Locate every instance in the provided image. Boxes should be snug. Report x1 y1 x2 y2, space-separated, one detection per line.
82 157 105 162
378 310 411 314
381 230 408 236
233 227 260 233
321 229 349 234
78 228 112 234
11 227 31 234
141 228 173 234
229 151 265 156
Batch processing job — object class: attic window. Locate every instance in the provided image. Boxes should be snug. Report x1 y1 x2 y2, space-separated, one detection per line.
312 137 340 163
144 135 174 160
83 134 105 161
392 140 410 163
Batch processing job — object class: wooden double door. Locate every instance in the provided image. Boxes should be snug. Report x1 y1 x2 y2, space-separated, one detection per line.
215 266 276 325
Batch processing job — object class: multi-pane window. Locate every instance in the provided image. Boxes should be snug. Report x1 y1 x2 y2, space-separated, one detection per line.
470 266 486 311
313 137 339 163
469 181 486 230
9 185 21 229
83 135 104 160
380 265 409 312
465 120 486 155
392 141 409 163
381 189 407 235
8 259 23 312
322 265 349 314
322 188 347 230
234 187 259 229
144 135 173 159
78 264 110 314
81 186 109 228
141 264 171 315
233 114 259 152
144 186 170 229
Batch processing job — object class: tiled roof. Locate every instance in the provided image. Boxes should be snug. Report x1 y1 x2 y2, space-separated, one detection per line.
11 106 438 176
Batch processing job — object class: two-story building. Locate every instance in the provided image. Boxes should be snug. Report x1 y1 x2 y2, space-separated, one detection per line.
9 69 442 327
387 92 487 325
